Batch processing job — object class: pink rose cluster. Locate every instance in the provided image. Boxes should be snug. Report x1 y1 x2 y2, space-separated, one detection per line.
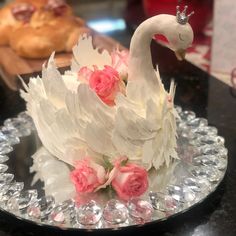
77 50 128 106
70 157 148 201
70 159 106 193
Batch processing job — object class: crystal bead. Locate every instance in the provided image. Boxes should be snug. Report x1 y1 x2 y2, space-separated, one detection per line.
3 118 30 137
51 211 65 224
149 191 158 203
178 122 187 130
103 199 128 224
18 112 30 119
50 209 66 224
199 155 227 170
197 178 211 192
76 200 102 225
180 127 198 140
0 129 20 146
127 198 153 221
4 118 18 127
168 185 182 202
175 105 182 114
187 118 208 127
0 132 7 141
199 136 225 146
8 137 20 146
217 147 228 157
0 182 24 193
17 112 35 130
27 202 41 219
200 146 218 155
8 182 24 192
0 182 23 204
208 171 222 183
50 199 75 224
183 178 201 192
61 199 75 210
179 111 196 121
0 184 11 196
0 173 14 184
215 158 227 170
27 196 55 219
39 196 55 218
0 155 9 163
7 190 38 211
2 136 19 146
193 155 220 166
168 185 195 202
0 145 13 155
192 156 204 165
202 146 228 157
0 140 9 146
17 126 31 137
0 164 8 173
191 166 222 183
4 118 32 137
4 117 24 127
182 188 196 203
191 166 209 178
1 126 18 137
149 192 179 212
17 112 33 124
194 126 218 136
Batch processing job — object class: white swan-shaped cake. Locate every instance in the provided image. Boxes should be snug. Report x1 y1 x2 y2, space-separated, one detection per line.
21 7 193 201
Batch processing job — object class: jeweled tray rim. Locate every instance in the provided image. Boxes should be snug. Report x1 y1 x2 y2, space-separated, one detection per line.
0 106 228 232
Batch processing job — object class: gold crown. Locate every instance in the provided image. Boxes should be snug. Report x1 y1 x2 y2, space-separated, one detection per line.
176 5 194 25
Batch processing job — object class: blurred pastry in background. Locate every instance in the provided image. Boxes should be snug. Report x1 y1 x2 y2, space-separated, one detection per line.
0 0 91 58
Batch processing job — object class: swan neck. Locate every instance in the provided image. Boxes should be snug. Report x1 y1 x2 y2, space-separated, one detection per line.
129 15 174 79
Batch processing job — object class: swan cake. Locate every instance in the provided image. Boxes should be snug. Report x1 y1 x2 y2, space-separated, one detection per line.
21 6 194 202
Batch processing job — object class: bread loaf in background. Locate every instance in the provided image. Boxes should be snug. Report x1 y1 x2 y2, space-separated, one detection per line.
0 0 91 58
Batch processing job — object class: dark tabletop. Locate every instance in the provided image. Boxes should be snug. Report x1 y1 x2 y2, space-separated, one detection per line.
0 2 236 236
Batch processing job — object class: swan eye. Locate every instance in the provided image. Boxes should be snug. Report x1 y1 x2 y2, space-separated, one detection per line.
179 34 185 42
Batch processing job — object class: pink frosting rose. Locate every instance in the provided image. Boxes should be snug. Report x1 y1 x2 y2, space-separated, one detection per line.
89 65 124 106
111 49 129 77
111 163 148 201
70 158 106 194
78 66 93 82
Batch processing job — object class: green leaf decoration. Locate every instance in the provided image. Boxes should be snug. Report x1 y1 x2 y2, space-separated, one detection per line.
103 155 113 171
120 158 128 166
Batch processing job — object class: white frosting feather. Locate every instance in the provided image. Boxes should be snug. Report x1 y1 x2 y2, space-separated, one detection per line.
72 35 112 70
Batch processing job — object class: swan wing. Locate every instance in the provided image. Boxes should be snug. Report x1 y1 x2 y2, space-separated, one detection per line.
112 93 160 162
113 86 178 169
65 84 117 156
72 35 112 70
22 58 107 165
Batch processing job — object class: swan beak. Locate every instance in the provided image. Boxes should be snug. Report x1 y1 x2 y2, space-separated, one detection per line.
175 49 186 61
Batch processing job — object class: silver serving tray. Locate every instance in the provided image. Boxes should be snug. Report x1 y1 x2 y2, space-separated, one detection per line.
0 106 228 231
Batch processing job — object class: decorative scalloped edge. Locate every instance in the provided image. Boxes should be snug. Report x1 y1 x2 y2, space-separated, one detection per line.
0 107 228 230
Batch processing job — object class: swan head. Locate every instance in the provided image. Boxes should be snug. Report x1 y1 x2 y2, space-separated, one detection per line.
164 16 194 61
173 23 193 61
165 6 194 60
